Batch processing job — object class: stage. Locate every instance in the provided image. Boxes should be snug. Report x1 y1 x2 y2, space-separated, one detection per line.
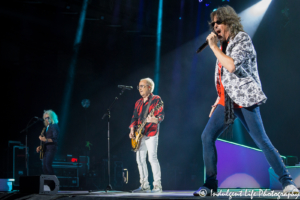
2 0 300 199
1 189 299 200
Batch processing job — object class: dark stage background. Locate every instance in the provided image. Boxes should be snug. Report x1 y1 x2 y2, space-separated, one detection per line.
1 0 300 191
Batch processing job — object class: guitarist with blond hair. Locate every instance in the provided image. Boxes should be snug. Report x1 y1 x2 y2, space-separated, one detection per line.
36 109 59 175
129 78 164 193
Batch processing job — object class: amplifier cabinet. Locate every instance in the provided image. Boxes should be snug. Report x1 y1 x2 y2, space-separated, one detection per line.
13 146 28 186
51 162 81 187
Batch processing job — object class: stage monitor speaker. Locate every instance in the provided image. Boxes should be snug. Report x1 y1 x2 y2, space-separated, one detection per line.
19 175 59 194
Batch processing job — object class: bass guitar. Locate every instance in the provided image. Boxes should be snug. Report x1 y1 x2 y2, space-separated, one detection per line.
39 127 46 160
131 101 163 152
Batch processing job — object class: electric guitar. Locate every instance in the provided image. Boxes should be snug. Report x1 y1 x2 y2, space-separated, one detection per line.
39 127 46 160
131 101 163 152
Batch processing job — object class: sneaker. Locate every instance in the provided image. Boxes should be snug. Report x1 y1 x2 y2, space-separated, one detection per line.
132 186 151 193
283 184 299 194
152 185 162 193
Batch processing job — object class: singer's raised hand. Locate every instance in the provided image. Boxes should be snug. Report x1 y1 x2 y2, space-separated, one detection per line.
206 32 218 49
206 31 235 73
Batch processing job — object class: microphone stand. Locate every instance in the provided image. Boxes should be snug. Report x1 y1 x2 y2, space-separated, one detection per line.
101 88 126 192
20 118 40 176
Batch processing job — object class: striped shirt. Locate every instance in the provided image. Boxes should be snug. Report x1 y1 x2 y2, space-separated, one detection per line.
129 93 164 137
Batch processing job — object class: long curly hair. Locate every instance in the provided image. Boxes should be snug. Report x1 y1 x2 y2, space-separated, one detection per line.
210 5 244 39
43 110 59 124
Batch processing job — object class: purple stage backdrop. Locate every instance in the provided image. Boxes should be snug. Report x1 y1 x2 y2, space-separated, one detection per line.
210 139 285 189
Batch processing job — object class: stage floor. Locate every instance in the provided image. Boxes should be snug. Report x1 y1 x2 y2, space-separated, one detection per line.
1 189 299 200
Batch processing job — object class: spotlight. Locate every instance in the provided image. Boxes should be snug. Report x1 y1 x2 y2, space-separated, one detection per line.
199 0 203 2
213 8 217 11
179 17 182 20
206 4 209 6
81 99 90 108
249 0 272 16
238 0 272 37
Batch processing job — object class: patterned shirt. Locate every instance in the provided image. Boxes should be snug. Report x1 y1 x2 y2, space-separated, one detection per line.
214 32 267 107
216 42 242 108
129 93 164 137
217 61 242 109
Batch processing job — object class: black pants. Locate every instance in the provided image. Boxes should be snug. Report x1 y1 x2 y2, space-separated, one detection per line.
42 150 56 175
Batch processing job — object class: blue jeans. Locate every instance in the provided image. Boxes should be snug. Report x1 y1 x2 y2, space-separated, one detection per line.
202 104 294 188
42 150 56 175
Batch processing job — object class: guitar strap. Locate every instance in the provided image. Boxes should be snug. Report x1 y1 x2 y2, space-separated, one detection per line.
142 95 154 123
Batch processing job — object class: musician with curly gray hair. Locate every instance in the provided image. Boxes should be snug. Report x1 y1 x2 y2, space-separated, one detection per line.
36 109 59 175
194 5 299 196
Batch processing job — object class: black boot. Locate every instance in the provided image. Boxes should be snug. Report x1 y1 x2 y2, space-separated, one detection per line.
193 180 218 196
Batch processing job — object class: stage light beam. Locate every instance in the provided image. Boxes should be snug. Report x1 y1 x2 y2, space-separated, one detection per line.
59 0 89 152
154 0 163 94
239 0 272 38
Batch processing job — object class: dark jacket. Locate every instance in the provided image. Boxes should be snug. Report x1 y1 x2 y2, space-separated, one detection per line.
44 123 59 152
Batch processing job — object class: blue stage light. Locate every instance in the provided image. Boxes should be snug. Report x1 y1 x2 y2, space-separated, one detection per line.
60 0 89 153
154 0 163 94
205 4 209 6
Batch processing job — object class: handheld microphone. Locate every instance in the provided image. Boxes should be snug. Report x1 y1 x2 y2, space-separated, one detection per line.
196 41 209 53
34 116 44 121
118 85 133 90
196 32 217 53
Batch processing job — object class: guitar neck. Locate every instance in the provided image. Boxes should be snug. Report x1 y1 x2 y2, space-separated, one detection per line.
40 127 46 146
41 127 46 135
